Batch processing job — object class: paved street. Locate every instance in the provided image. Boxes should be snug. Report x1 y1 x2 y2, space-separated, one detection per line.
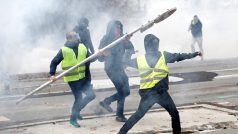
0 58 238 133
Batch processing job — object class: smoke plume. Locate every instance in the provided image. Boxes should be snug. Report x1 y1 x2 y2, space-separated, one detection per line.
0 0 237 75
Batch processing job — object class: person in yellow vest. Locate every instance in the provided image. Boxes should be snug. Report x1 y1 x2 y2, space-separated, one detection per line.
49 31 95 127
118 34 202 134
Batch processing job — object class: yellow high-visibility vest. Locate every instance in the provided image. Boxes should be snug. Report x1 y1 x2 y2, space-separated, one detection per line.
61 43 87 82
137 51 169 89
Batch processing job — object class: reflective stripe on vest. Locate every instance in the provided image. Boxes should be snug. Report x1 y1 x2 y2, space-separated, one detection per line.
61 43 87 82
64 70 85 77
137 51 169 89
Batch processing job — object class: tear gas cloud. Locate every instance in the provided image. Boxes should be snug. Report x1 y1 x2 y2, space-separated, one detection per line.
0 0 238 75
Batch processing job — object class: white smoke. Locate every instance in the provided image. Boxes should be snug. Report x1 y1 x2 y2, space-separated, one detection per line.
135 0 238 59
0 0 238 74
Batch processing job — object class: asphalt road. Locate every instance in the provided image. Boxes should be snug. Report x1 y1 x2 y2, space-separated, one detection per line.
0 58 238 129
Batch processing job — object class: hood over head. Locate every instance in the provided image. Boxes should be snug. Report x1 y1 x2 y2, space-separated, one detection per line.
78 17 89 28
144 34 160 53
105 20 123 40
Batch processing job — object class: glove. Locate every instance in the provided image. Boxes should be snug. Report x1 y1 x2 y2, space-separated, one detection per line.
195 52 202 56
98 50 110 56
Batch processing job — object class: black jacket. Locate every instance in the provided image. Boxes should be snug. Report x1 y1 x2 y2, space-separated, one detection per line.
98 20 135 72
49 41 90 76
74 25 95 54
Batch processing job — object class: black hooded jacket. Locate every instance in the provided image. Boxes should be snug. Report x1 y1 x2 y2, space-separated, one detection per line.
126 34 199 91
98 20 135 72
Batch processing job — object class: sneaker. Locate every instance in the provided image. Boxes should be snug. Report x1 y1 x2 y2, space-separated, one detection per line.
70 120 80 127
77 114 83 120
116 116 127 122
99 101 113 113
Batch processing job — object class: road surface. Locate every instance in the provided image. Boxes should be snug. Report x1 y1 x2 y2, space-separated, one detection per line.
0 58 238 132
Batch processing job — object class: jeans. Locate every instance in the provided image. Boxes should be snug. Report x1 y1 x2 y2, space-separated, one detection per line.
103 69 130 117
119 89 181 134
68 78 96 121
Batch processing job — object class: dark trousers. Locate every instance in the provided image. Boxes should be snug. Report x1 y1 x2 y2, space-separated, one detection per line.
104 69 130 116
85 63 91 82
119 89 181 134
68 78 96 121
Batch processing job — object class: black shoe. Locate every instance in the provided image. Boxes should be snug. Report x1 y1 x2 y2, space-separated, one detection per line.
116 116 127 122
99 101 113 113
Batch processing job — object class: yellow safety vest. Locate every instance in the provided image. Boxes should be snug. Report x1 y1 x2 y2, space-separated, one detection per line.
137 51 169 89
61 43 87 82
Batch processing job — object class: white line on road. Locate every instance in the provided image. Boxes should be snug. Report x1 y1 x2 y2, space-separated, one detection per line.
0 116 10 122
209 68 238 72
169 76 184 82
214 74 238 79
